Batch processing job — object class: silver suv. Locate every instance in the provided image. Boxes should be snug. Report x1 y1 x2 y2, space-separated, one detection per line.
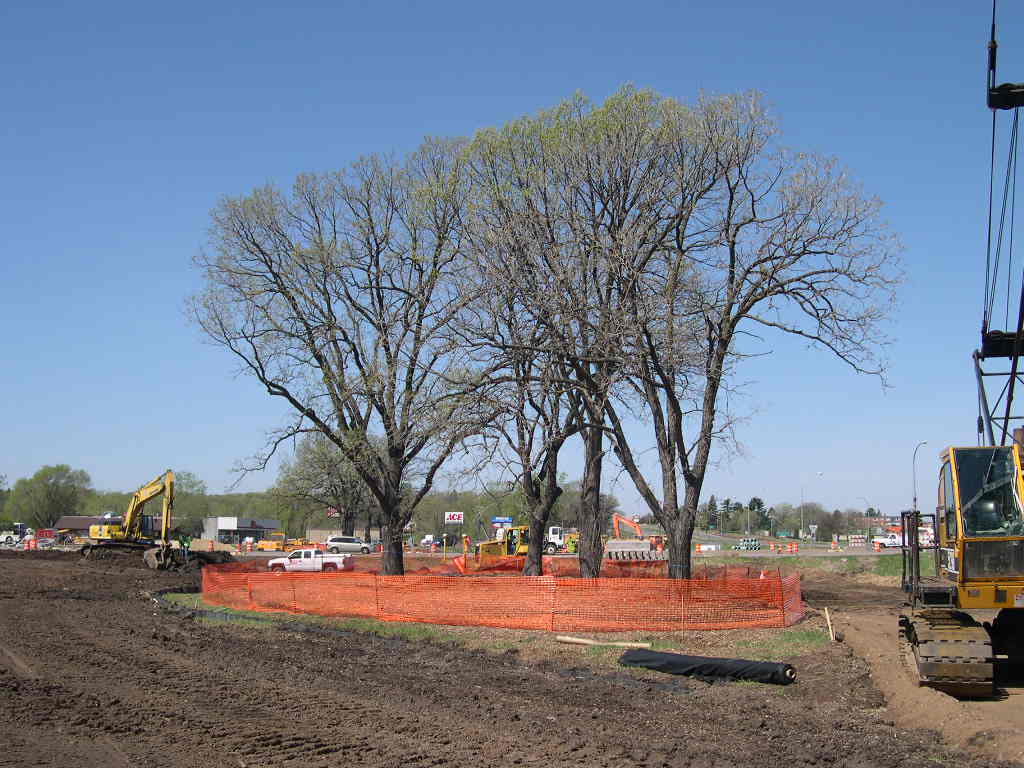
325 535 370 554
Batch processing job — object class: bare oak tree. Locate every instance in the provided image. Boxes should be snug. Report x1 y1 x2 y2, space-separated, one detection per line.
455 266 581 574
190 139 489 574
465 87 708 575
603 91 902 577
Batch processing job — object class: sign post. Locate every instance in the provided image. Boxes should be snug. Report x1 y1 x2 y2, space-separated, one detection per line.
443 512 464 560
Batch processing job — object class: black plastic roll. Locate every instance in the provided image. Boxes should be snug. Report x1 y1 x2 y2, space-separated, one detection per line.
618 648 796 685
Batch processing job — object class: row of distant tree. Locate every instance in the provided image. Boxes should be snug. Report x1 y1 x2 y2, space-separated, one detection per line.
0 460 625 543
637 495 885 540
0 460 890 546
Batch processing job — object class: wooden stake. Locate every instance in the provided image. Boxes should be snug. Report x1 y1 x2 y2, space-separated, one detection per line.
555 636 652 649
824 607 836 642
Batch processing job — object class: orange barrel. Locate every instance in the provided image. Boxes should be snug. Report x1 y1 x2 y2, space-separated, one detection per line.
208 540 214 552
873 541 881 552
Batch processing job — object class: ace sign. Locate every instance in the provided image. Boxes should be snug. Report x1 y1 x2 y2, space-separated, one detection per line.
444 511 464 525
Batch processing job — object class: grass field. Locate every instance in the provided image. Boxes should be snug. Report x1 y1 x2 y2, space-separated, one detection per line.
696 551 934 582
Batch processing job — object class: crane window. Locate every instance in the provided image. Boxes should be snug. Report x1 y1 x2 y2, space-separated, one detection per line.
942 463 956 539
954 448 1024 536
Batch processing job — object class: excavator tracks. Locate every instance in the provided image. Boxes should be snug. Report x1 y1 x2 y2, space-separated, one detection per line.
899 609 994 698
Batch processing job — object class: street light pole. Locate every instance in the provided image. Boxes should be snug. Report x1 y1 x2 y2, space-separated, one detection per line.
801 471 823 541
912 440 928 513
800 485 805 540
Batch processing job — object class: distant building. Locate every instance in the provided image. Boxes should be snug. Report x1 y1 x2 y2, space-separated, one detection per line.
202 517 281 547
53 516 102 534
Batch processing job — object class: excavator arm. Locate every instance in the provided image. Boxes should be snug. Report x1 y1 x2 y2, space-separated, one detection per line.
122 470 175 541
611 513 643 539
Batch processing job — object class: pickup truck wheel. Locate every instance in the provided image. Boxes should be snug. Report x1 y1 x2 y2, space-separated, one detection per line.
545 543 557 554
360 547 369 554
329 547 340 554
323 564 337 572
270 565 284 572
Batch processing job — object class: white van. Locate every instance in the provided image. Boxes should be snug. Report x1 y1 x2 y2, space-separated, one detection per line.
324 535 371 554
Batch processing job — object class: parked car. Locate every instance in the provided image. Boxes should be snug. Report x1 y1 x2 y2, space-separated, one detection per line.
268 549 351 572
324 535 370 555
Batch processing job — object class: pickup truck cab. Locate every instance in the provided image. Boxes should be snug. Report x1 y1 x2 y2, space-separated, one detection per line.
268 548 351 572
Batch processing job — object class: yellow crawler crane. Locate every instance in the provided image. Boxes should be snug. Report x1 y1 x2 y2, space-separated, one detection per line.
902 10 1024 698
901 446 1024 697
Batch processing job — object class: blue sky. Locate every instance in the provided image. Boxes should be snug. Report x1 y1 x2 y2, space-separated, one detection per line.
1 0 1020 518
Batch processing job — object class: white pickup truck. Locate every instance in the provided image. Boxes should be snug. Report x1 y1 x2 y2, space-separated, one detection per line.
871 533 901 548
268 549 351 572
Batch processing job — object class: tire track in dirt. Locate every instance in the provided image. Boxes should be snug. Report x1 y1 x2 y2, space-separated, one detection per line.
0 640 37 678
2 551 1022 768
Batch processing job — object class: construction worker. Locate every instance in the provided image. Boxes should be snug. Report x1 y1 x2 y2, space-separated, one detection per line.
178 530 191 562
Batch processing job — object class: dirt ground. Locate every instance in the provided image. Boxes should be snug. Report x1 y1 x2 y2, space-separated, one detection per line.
1 550 1021 767
802 570 1024 765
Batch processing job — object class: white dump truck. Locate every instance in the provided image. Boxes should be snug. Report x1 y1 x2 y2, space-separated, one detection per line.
268 549 351 572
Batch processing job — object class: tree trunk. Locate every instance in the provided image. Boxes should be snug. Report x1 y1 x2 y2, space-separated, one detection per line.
380 492 406 574
577 426 605 578
667 509 696 579
523 513 546 576
667 485 700 579
363 512 371 544
342 511 356 537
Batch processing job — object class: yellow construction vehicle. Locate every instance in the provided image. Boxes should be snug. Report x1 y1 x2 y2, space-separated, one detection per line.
901 15 1024 696
901 446 1024 696
256 531 287 551
83 470 179 568
477 525 530 558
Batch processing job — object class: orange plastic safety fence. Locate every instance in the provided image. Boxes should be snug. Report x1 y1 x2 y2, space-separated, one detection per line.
202 566 804 632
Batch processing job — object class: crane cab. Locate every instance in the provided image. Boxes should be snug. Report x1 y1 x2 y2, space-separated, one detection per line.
934 446 1024 609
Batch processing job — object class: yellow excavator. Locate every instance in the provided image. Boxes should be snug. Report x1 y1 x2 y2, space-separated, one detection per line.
82 470 181 569
900 16 1024 697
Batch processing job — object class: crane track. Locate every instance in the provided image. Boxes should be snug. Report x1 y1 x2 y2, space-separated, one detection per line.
899 609 994 698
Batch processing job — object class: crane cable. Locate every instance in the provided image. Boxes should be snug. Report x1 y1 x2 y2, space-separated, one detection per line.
985 111 1019 333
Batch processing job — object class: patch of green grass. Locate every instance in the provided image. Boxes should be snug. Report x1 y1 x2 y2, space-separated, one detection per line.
162 592 205 609
873 552 934 578
197 615 271 629
160 592 484 648
734 627 828 661
583 645 620 660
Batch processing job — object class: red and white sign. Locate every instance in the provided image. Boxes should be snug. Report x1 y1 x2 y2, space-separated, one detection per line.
444 511 464 525
326 507 340 518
